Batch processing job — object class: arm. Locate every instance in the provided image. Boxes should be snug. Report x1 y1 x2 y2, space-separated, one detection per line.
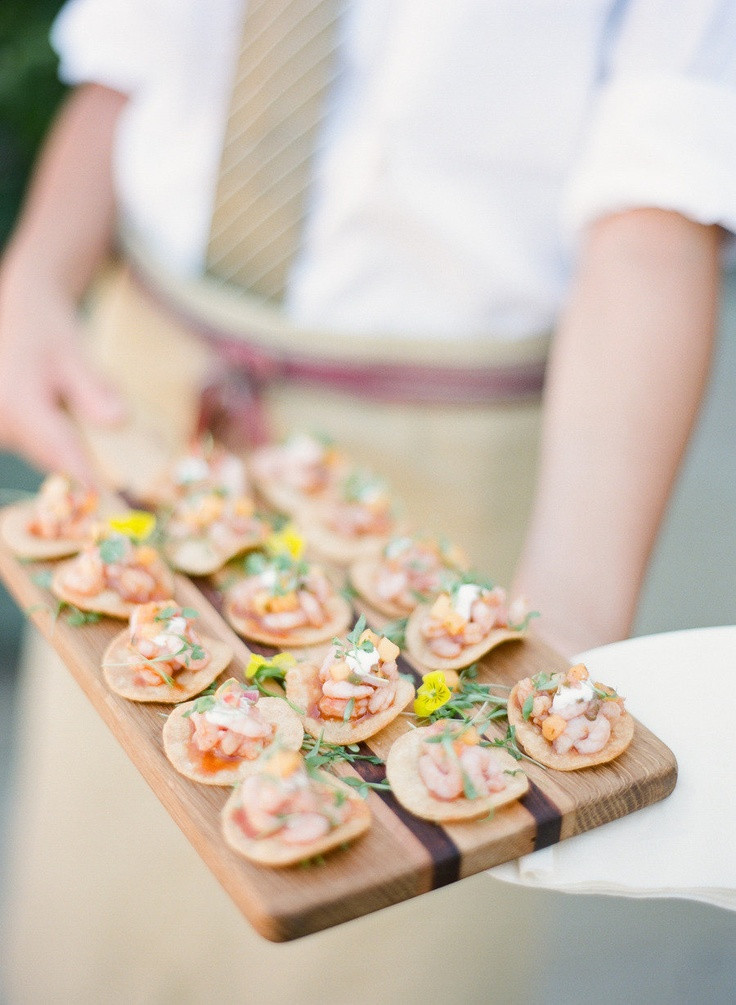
513 208 721 657
0 83 128 481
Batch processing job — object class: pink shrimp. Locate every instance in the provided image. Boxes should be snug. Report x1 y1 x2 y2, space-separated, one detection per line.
297 589 326 627
321 680 374 700
368 680 397 713
552 716 589 754
428 636 463 659
260 609 308 632
61 550 106 595
280 813 332 845
318 695 370 719
572 715 612 754
459 745 507 795
418 749 464 800
107 564 159 603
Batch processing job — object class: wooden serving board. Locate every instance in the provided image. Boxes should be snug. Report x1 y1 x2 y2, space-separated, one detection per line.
0 523 677 943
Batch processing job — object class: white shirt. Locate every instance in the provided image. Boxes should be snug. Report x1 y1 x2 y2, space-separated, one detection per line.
52 0 736 340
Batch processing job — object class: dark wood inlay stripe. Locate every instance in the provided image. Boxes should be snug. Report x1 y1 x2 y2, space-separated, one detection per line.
353 753 460 888
522 780 562 849
396 652 423 687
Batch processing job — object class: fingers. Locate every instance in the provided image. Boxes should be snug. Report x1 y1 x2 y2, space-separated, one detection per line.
0 390 98 484
56 347 126 426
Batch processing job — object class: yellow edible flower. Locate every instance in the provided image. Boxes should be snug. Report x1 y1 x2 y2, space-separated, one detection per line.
108 510 156 541
264 524 304 559
245 651 296 679
413 670 452 718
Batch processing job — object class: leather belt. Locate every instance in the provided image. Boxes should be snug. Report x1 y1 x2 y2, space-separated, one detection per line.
126 250 548 448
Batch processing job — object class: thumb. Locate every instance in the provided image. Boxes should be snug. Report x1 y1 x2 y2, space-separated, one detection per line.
56 343 127 426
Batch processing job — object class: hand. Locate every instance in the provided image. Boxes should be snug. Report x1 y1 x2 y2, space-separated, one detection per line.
0 264 125 483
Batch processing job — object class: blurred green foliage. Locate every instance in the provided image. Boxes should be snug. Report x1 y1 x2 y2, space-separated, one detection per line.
0 0 67 247
0 3 63 665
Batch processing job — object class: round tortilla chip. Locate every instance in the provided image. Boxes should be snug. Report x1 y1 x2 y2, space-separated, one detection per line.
507 680 635 770
222 591 352 648
51 560 175 620
1 502 92 560
285 661 415 744
348 556 412 619
386 727 529 822
164 530 265 576
163 696 303 785
102 629 232 703
302 518 392 566
249 472 310 517
221 768 371 867
405 603 523 672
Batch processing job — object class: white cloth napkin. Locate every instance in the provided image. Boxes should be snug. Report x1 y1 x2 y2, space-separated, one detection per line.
490 625 736 911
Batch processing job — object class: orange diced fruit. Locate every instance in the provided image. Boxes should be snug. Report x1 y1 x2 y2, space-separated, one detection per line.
377 636 400 662
442 611 467 635
461 726 479 746
267 592 299 613
359 628 381 648
542 715 567 742
136 546 158 566
430 594 452 620
251 590 271 615
329 661 351 682
269 750 301 778
234 497 255 517
442 669 460 691
567 663 589 682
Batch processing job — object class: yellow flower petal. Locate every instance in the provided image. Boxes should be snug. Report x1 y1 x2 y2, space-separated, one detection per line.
265 524 304 559
108 510 156 541
413 670 452 717
245 654 269 679
245 651 296 679
271 652 297 670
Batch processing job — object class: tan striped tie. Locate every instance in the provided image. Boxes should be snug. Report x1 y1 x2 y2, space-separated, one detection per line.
206 0 340 303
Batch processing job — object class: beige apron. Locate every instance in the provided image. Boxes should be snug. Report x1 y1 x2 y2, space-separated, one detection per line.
2 257 549 1004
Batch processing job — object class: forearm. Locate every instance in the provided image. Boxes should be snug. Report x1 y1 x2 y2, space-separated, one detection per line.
2 83 126 299
514 208 721 656
0 84 127 479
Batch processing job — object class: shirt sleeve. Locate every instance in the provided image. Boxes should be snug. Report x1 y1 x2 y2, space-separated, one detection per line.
563 0 736 236
50 0 159 94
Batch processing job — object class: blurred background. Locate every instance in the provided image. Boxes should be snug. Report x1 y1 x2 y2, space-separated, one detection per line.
0 0 65 663
0 0 65 953
0 2 735 1001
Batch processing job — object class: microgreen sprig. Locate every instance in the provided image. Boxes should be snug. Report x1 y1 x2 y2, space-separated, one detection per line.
301 730 383 770
483 724 548 771
381 615 408 648
332 613 375 661
182 682 220 718
416 664 509 724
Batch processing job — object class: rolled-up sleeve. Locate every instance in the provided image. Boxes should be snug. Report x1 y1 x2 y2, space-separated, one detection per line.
564 0 736 236
51 0 155 94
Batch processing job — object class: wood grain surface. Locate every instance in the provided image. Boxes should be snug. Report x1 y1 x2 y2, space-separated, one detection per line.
0 515 678 942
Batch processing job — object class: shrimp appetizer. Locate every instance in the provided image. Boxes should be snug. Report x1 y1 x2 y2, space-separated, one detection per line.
507 663 634 770
223 552 352 647
386 721 528 822
302 468 397 565
163 678 303 784
102 600 231 702
51 532 174 618
161 490 270 575
145 437 248 506
405 578 530 671
248 432 347 516
349 534 468 618
285 619 415 744
222 747 371 867
1 474 99 560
